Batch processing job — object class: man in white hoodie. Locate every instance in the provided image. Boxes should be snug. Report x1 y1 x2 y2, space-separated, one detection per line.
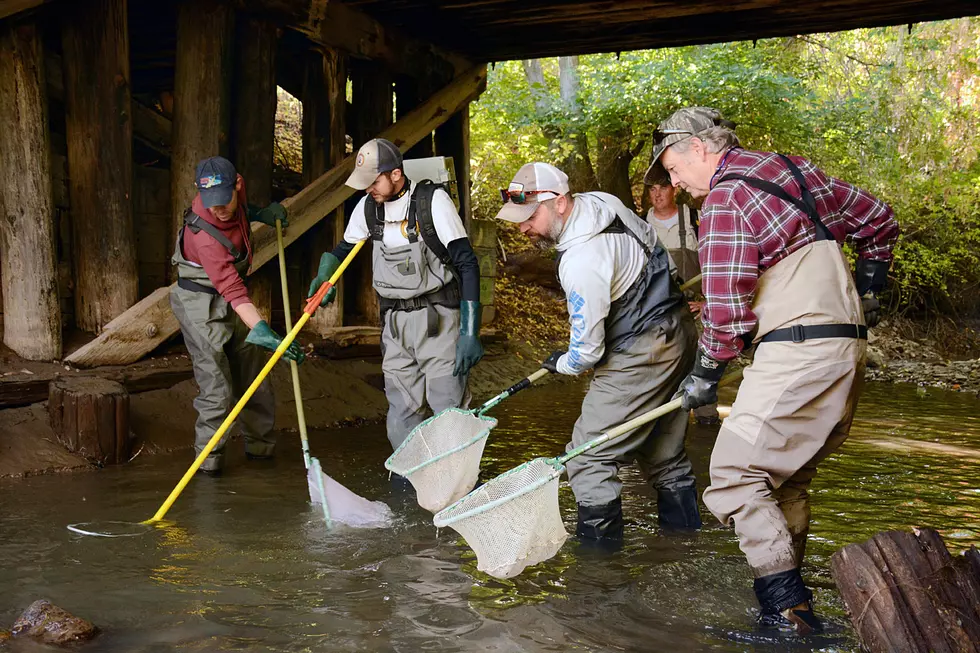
495 162 700 541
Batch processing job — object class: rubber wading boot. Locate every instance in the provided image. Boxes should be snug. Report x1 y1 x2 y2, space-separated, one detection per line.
576 497 624 542
657 485 703 531
754 568 822 636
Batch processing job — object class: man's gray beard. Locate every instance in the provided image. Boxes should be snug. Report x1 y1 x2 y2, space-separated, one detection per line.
534 238 556 251
533 214 564 251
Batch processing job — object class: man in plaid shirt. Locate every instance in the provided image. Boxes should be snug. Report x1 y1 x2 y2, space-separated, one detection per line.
648 107 898 635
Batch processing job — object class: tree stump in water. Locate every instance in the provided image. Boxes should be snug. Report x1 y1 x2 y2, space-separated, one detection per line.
48 377 130 465
830 527 980 653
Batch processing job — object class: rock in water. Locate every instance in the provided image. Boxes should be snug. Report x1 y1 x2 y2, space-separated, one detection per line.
11 600 98 645
0 629 11 642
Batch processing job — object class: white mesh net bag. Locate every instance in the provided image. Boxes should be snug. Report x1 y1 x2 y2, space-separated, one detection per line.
433 457 569 579
385 409 498 513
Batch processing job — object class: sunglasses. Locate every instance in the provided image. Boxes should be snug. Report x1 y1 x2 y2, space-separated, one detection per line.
499 188 561 204
652 128 695 145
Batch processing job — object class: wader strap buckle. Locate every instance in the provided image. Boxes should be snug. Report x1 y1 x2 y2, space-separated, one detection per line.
791 324 806 343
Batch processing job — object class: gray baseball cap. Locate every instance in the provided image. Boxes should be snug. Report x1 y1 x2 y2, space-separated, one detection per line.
346 138 404 190
644 107 735 184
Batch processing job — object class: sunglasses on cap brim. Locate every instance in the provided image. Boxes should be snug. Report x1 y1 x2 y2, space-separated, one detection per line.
499 188 561 204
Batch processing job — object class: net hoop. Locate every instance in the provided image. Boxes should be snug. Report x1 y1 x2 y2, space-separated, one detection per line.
433 457 564 528
66 520 155 538
384 409 497 477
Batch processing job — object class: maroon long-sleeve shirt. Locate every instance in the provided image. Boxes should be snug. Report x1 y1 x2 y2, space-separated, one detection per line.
180 176 253 308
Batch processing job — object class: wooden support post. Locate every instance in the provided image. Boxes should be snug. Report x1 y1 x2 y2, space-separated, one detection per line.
48 377 130 465
232 15 277 324
62 0 138 333
830 528 980 653
349 59 393 325
303 46 347 333
0 22 61 360
396 76 433 160
64 65 487 368
170 0 234 281
435 105 472 226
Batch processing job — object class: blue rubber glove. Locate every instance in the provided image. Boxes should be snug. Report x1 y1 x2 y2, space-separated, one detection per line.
307 252 340 307
245 320 305 364
453 301 484 377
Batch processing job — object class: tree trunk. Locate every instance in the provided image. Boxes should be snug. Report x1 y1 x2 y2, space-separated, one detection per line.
0 22 61 360
303 46 347 333
830 528 980 653
232 15 277 326
595 124 638 212
62 0 138 334
348 58 392 325
170 0 233 282
48 376 130 465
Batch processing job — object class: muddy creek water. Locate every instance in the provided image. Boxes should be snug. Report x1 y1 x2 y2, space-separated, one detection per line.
1 380 979 652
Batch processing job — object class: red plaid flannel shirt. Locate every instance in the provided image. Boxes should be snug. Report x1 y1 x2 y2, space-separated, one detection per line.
698 148 899 362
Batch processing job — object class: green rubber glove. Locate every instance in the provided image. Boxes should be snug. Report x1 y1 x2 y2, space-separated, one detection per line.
307 252 340 307
249 202 288 228
245 320 305 364
453 301 484 377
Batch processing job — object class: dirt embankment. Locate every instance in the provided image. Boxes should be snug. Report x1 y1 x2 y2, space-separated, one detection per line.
0 339 563 479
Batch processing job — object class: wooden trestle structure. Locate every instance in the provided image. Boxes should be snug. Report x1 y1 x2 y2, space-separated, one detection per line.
0 0 977 366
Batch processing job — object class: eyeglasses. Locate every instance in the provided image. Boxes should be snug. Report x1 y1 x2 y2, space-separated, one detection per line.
499 188 561 204
652 128 695 145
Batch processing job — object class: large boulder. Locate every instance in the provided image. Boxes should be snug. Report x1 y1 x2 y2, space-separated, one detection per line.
11 600 98 645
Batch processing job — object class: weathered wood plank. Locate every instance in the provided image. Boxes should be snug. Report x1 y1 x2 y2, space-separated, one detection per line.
0 22 61 360
132 99 172 156
62 0 139 333
64 65 487 367
0 0 52 21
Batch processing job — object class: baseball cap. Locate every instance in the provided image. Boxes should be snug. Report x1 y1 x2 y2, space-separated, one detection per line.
493 162 570 223
345 138 404 190
195 156 238 208
643 107 736 184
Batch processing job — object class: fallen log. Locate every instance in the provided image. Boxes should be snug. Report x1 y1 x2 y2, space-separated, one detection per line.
64 64 488 368
830 527 980 653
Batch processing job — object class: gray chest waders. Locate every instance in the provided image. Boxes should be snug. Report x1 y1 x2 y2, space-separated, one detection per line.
366 180 461 339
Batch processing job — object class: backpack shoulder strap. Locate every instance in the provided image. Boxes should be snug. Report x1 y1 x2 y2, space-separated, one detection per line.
364 196 385 241
408 180 453 268
183 208 243 261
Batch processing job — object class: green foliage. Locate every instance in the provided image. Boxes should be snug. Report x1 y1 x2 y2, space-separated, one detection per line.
471 19 980 316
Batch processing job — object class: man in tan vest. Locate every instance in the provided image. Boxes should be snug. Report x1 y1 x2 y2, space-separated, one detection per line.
648 107 899 634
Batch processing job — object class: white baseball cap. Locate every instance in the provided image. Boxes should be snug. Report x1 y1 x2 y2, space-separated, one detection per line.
493 162 570 223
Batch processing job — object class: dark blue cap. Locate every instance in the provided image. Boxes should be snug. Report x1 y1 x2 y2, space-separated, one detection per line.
195 156 237 208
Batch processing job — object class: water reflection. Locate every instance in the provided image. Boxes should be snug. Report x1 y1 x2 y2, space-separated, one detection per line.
0 380 977 651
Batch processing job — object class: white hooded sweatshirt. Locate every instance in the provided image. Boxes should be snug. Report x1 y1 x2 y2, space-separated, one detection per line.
554 192 670 375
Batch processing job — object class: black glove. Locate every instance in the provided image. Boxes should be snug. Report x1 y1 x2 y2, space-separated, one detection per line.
542 350 566 374
855 258 889 296
674 351 727 411
861 294 881 328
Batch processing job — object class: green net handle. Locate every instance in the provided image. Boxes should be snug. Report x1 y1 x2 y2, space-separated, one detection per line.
558 368 741 465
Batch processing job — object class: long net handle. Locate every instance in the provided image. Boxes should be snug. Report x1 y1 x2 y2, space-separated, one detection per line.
557 368 742 466
477 367 551 416
679 273 701 293
143 240 364 525
276 220 311 470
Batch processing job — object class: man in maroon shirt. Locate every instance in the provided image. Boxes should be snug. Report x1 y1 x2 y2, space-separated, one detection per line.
170 156 305 475
647 108 899 634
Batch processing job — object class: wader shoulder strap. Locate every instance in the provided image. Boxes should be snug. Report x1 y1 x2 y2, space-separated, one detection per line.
718 154 834 242
554 216 654 286
182 208 245 262
407 180 454 269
